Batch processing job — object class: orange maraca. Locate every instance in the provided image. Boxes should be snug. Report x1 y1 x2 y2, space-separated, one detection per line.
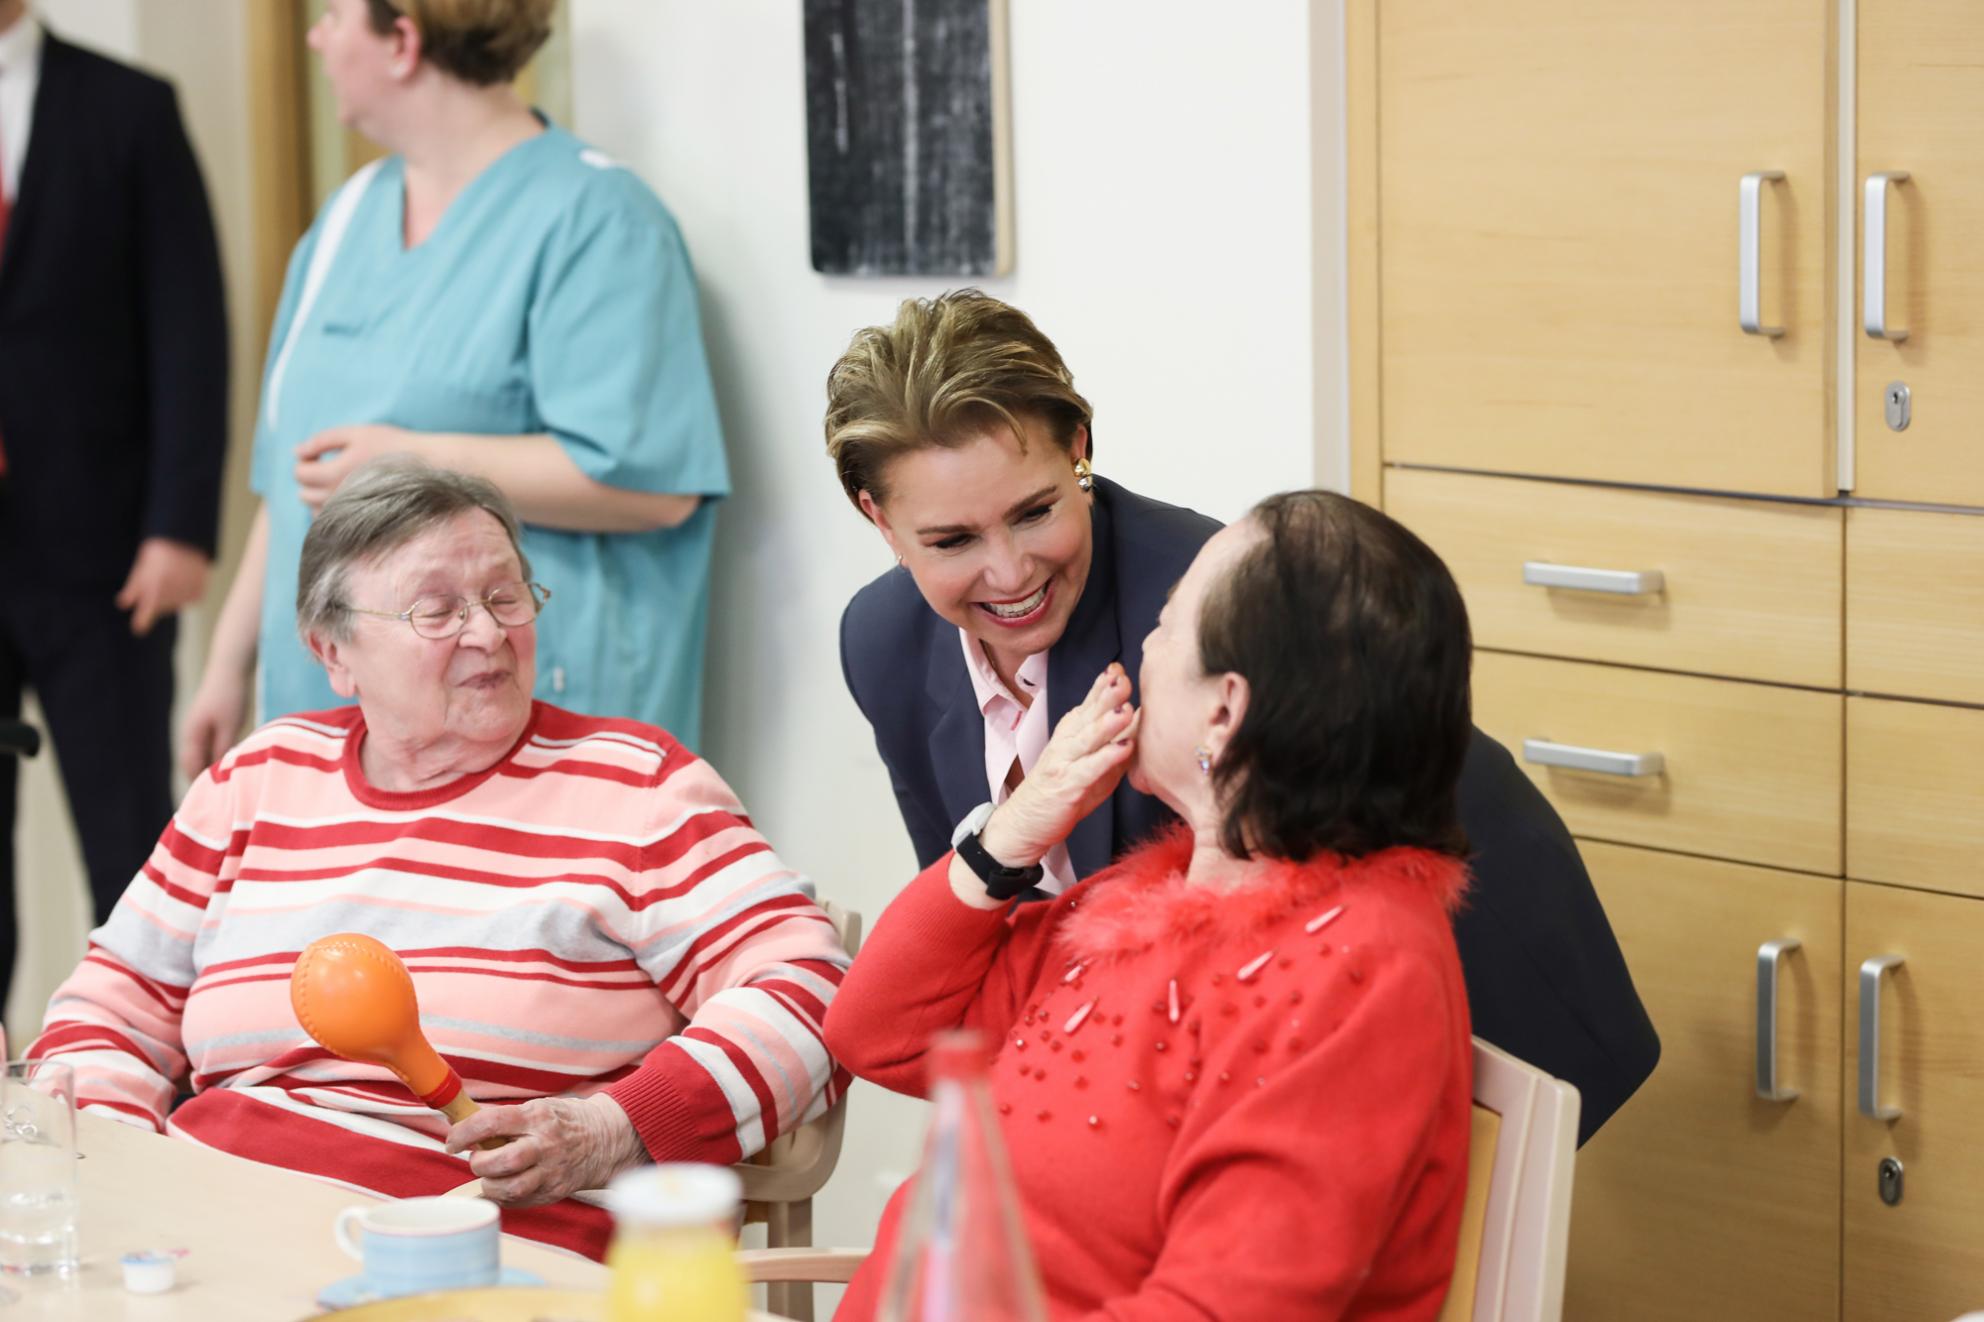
290 933 504 1148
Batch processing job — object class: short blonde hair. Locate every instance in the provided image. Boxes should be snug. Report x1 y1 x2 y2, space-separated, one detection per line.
823 290 1094 515
365 0 554 86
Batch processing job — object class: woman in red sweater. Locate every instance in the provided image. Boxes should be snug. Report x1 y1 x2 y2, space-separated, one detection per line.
826 490 1478 1320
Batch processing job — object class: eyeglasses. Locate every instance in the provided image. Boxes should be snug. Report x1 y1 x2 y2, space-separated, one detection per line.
343 581 551 640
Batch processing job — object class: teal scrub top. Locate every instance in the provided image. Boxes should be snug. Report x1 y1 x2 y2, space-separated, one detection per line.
250 125 728 747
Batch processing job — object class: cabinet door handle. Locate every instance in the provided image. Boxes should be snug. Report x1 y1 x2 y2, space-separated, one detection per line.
1740 171 1786 337
1864 172 1911 342
1756 938 1801 1101
1859 954 1905 1121
1521 739 1665 778
1523 561 1666 596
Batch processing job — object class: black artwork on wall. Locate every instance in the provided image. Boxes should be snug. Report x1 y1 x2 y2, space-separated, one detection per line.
803 0 1012 277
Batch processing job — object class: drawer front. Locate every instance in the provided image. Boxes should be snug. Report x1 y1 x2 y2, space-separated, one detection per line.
1846 697 1984 899
1846 506 1984 706
1473 652 1842 874
1387 469 1843 687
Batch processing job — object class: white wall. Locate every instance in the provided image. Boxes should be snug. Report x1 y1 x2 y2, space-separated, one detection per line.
7 0 259 1045
568 0 1333 1264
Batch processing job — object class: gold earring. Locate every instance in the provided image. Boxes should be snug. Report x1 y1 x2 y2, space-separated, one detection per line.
1074 457 1094 493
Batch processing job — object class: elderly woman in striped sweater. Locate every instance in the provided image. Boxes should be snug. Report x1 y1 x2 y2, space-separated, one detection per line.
26 459 849 1258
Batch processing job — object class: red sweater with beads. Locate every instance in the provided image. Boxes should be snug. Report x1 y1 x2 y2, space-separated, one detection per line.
825 826 1474 1321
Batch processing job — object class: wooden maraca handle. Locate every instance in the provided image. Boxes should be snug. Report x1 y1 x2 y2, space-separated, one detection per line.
438 1089 510 1152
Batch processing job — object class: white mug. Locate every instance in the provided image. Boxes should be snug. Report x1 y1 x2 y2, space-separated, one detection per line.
333 1196 500 1299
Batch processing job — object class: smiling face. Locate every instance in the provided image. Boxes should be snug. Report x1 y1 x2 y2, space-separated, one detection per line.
860 416 1094 676
311 510 538 763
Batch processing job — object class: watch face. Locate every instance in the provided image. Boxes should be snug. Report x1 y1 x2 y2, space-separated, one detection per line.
952 802 998 848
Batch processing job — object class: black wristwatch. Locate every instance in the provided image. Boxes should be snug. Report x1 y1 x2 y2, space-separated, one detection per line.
951 802 1044 901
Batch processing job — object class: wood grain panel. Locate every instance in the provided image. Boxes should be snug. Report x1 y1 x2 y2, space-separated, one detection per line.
1568 843 1842 1322
1846 698 1984 898
1846 506 1984 705
1379 0 1832 495
1473 653 1842 873
1389 469 1842 686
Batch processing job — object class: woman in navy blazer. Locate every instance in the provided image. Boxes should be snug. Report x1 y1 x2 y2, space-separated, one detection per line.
827 290 1657 1142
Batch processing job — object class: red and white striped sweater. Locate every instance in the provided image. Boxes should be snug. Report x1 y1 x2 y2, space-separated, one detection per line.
27 702 849 1258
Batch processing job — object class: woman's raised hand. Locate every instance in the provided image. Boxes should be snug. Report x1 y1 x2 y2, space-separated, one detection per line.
977 663 1140 869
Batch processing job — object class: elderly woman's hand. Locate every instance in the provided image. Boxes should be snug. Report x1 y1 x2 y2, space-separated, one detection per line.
977 663 1139 870
443 1094 646 1207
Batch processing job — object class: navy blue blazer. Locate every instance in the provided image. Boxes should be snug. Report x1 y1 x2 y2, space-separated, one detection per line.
0 31 228 590
841 476 1659 1142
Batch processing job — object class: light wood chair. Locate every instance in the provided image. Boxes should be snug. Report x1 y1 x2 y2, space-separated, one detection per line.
738 1035 1581 1322
1437 1038 1582 1322
449 901 862 1322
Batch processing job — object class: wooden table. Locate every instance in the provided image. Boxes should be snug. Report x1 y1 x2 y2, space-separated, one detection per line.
2 1113 781 1320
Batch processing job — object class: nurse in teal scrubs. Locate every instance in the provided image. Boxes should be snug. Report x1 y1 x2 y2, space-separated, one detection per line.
181 0 727 773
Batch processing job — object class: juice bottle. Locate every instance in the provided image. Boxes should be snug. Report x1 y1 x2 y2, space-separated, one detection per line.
603 1163 748 1322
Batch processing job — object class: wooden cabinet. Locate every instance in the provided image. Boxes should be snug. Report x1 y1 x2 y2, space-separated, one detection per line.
1855 0 1984 507
1844 882 1984 1322
1567 844 1841 1322
1377 0 1832 496
1353 1 1984 1314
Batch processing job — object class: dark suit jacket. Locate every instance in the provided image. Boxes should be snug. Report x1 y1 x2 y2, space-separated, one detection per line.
842 475 1660 1143
0 31 228 590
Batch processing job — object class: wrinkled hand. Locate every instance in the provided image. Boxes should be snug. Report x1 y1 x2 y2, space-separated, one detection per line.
444 1094 645 1208
978 663 1139 868
115 538 210 637
294 424 420 511
179 665 250 781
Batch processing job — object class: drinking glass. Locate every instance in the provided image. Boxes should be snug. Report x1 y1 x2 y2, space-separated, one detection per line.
0 1061 79 1277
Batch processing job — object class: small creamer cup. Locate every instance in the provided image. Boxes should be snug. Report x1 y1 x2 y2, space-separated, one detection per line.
333 1196 499 1299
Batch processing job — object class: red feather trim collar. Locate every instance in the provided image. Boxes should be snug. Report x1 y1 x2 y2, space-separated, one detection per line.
1055 824 1469 966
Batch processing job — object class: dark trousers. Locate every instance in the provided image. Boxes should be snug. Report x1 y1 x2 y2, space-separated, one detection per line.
0 590 177 1025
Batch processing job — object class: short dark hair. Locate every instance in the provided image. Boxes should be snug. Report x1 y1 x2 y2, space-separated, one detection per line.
1197 490 1472 862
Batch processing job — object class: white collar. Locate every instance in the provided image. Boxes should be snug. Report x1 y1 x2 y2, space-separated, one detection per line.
0 12 44 77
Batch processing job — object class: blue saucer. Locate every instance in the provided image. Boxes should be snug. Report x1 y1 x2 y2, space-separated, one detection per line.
317 1266 542 1308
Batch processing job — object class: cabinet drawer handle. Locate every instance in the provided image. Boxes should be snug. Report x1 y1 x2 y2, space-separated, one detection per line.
1521 739 1665 778
1522 561 1666 596
1740 171 1786 337
1756 938 1801 1101
1859 954 1905 1122
1864 172 1910 342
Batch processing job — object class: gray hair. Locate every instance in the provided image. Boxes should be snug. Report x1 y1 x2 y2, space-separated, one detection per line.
297 457 532 645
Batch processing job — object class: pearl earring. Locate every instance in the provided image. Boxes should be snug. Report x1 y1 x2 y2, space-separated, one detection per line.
1194 745 1212 776
1074 457 1095 493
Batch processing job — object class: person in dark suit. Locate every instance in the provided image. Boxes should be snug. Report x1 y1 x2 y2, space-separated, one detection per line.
0 4 228 1020
826 290 1658 1143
